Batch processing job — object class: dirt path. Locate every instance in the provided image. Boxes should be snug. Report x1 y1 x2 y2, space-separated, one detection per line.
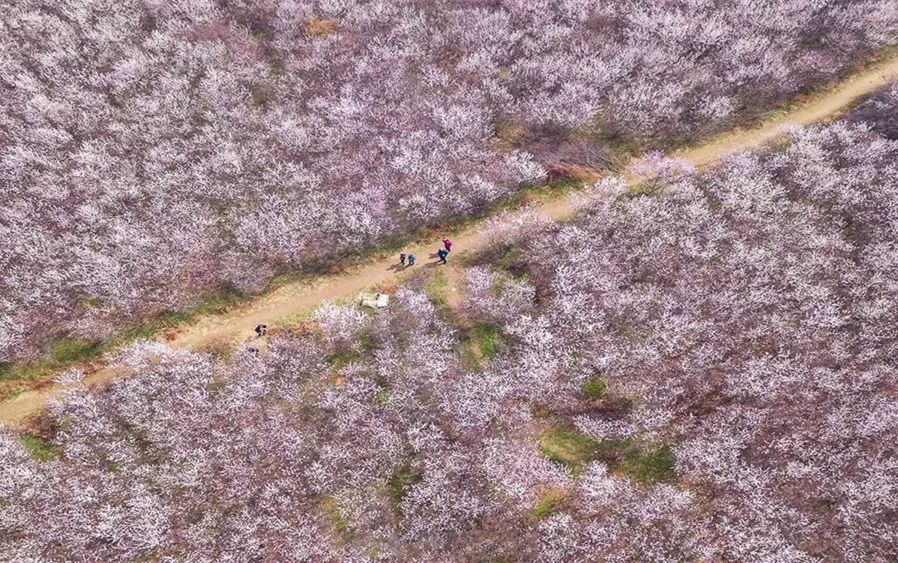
442 265 467 313
677 54 898 166
3 52 898 426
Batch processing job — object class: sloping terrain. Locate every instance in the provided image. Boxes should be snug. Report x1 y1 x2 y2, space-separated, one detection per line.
3 0 897 363
3 52 898 424
3 79 898 560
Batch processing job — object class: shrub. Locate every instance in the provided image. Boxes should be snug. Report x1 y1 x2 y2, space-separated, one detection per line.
20 435 59 462
580 378 607 401
538 425 601 473
470 323 503 359
528 488 568 520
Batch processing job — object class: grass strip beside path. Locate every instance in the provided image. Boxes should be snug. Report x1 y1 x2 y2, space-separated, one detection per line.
2 50 898 427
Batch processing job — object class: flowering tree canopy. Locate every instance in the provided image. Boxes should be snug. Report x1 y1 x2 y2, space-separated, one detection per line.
4 88 898 558
2 0 896 360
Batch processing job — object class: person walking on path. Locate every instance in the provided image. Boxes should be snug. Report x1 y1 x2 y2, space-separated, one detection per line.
407 254 416 266
437 248 448 264
254 324 268 337
399 253 406 267
443 238 453 253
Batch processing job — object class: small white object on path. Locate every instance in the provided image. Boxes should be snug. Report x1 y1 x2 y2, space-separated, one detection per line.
359 292 390 309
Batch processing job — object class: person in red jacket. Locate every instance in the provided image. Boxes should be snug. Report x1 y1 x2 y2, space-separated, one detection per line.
442 238 453 253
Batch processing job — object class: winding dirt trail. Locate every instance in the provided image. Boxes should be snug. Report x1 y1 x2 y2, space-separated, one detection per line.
677 54 898 166
3 53 898 426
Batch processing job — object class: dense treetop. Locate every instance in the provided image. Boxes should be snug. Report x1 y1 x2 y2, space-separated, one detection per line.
3 83 897 560
2 0 896 360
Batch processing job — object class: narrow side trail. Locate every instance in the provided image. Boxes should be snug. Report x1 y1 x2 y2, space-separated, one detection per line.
3 53 898 426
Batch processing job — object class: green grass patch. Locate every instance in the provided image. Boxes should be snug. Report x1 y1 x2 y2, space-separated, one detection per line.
458 339 484 372
494 270 530 293
387 463 423 517
423 269 449 308
58 415 74 432
0 289 246 393
538 424 676 484
20 434 59 462
495 245 524 272
528 488 567 520
374 386 389 406
546 177 586 193
463 244 529 279
357 330 376 352
470 323 503 359
205 344 233 362
325 349 362 371
49 337 104 364
424 268 472 335
614 444 677 484
0 337 103 384
580 378 607 401
585 120 641 160
627 180 665 199
143 290 245 332
321 496 350 543
209 377 229 392
538 426 602 473
82 296 104 309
